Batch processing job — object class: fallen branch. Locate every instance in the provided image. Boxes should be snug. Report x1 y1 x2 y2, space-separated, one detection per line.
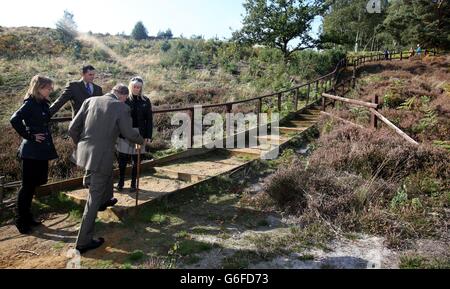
18 250 40 256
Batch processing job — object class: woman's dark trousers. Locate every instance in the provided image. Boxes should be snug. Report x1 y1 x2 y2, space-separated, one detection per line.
118 153 139 188
15 159 48 227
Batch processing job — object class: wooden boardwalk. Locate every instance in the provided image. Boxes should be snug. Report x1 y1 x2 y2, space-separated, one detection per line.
64 105 322 220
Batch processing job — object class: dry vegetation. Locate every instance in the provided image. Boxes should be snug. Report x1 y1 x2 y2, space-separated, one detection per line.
337 55 450 145
242 56 449 265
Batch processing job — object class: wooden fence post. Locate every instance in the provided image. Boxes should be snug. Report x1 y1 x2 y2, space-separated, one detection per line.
315 81 319 100
257 98 263 128
188 108 195 148
306 83 311 105
226 104 233 140
371 94 379 129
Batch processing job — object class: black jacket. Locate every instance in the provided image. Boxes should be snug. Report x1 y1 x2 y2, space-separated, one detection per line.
49 80 103 117
10 98 58 161
121 95 153 139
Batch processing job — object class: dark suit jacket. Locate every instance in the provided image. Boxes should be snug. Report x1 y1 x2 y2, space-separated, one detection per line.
10 98 58 161
49 80 103 117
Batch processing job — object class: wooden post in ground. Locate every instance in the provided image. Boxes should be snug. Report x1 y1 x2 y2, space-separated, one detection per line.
400 51 403 61
257 98 263 128
371 94 379 129
306 83 311 105
226 103 233 141
294 88 299 111
315 81 319 100
188 108 195 148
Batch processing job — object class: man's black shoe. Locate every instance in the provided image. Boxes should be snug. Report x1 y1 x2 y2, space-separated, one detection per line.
76 238 105 254
15 224 32 235
98 198 118 212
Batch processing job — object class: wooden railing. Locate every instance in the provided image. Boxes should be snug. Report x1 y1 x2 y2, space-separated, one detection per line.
321 92 419 146
51 57 349 145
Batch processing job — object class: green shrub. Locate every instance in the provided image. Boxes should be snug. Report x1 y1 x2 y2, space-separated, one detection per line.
160 41 171 52
391 185 409 209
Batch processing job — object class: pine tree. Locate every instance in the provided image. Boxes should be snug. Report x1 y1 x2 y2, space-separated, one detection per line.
131 21 149 40
56 10 78 42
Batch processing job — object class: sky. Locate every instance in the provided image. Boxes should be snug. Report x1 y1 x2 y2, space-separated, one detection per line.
0 0 322 40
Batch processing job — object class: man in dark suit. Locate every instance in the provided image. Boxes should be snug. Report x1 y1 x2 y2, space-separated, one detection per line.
49 65 103 117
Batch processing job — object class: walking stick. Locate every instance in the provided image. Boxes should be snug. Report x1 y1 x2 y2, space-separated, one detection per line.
135 144 141 208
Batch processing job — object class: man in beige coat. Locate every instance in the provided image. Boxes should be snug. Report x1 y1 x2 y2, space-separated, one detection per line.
69 84 144 254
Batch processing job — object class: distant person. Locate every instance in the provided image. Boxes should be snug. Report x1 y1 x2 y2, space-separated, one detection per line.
424 48 428 57
10 75 58 234
384 48 390 60
68 84 144 254
49 65 103 117
416 44 422 57
116 77 153 192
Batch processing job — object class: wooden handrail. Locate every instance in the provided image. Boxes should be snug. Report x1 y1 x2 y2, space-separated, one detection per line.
369 108 419 146
50 57 346 122
322 93 379 109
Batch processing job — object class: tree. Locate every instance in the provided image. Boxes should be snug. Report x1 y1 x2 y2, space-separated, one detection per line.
321 0 388 52
131 21 149 40
381 0 450 50
233 0 326 61
157 29 173 39
56 10 78 42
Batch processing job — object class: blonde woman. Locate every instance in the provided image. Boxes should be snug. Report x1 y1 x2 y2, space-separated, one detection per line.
10 75 58 234
116 77 153 192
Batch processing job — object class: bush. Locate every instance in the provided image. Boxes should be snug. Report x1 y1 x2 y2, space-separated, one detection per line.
160 41 171 52
264 161 307 211
261 123 449 248
160 39 213 69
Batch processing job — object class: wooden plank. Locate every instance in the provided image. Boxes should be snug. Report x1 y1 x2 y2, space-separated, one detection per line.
369 108 419 145
322 93 379 109
153 167 208 183
277 127 309 133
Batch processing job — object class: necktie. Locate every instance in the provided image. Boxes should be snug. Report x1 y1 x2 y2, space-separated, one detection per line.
86 83 92 96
